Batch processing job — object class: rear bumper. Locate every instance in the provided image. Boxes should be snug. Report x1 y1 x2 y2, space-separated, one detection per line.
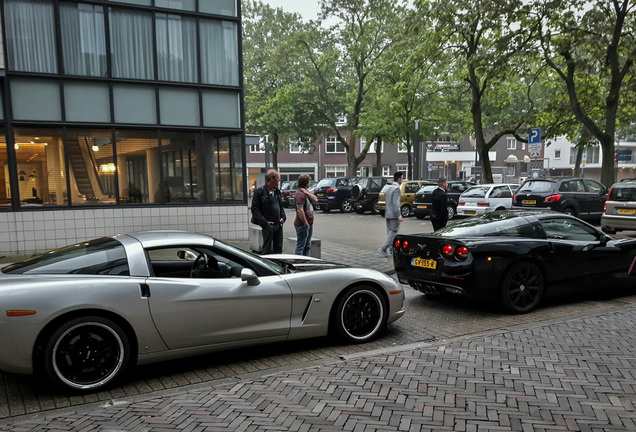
601 214 636 231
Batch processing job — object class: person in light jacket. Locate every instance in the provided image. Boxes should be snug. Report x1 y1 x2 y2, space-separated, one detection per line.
378 171 403 258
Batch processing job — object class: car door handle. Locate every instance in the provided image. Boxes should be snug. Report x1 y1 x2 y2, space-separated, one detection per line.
140 283 150 298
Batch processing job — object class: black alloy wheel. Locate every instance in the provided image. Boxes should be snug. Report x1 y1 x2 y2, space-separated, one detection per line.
400 204 410 218
44 316 130 391
500 262 544 314
371 200 379 215
333 286 386 343
340 199 353 213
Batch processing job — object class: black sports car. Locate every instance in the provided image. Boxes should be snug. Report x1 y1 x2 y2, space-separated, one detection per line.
393 210 636 314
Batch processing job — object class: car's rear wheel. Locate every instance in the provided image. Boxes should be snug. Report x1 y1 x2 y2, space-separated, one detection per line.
500 262 544 314
371 199 379 215
602 227 617 234
322 207 331 213
562 207 576 216
44 316 130 392
340 199 353 213
447 205 455 220
333 286 386 343
400 204 410 218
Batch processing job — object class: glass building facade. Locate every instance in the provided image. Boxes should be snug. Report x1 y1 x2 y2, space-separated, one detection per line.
0 0 247 254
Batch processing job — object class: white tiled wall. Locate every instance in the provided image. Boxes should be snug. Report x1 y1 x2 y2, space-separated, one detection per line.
0 205 249 255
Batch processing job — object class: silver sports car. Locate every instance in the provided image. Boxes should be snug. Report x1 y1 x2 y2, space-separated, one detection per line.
0 231 405 392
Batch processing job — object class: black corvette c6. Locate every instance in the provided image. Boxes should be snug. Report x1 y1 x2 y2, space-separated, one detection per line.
393 210 636 314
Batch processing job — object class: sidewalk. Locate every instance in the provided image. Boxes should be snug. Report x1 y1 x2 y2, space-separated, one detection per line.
1 241 636 431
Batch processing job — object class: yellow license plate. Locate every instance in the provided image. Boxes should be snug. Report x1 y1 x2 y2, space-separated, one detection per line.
617 208 636 215
417 205 428 209
464 210 476 215
317 193 324 197
411 257 437 269
522 200 536 205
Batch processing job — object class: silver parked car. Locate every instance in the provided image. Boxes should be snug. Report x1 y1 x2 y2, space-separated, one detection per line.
0 231 405 392
601 181 636 233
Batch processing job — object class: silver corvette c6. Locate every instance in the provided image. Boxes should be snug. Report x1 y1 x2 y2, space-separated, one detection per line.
0 231 405 392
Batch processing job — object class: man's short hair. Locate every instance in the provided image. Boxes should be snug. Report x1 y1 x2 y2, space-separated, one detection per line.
438 177 448 186
393 171 404 181
265 170 278 182
297 174 310 188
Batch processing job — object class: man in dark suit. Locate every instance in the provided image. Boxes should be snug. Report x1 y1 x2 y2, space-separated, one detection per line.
251 169 286 254
430 177 449 231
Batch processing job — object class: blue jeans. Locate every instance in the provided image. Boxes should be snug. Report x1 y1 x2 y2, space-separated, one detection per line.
295 225 313 256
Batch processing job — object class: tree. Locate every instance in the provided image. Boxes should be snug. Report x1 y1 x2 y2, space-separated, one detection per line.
242 1 323 169
413 0 549 183
295 0 404 176
536 0 636 186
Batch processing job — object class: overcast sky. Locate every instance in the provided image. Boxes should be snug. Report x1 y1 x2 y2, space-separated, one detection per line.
259 0 322 21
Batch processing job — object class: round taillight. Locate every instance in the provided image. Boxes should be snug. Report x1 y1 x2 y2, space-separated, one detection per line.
456 246 469 259
441 244 454 257
403 240 409 249
394 239 401 248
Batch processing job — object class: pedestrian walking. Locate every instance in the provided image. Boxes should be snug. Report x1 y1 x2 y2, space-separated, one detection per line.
378 171 403 258
251 169 286 254
293 174 318 256
430 177 449 231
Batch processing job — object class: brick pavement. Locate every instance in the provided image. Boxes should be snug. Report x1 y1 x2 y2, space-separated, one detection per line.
2 307 636 431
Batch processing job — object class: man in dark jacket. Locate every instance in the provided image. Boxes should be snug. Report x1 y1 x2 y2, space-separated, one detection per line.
430 177 449 231
251 169 286 254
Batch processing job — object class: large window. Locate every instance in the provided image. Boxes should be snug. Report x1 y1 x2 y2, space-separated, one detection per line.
14 128 66 207
116 131 159 204
66 129 116 206
156 14 197 83
4 0 57 73
326 166 346 178
207 134 243 201
0 133 8 207
109 8 155 80
160 131 204 203
200 19 239 86
60 2 107 76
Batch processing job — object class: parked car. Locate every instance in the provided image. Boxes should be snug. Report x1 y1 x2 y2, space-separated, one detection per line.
392 210 636 314
456 183 518 216
280 180 297 208
377 180 434 218
601 181 636 234
414 181 475 220
512 177 608 220
314 177 357 212
0 231 405 392
351 176 391 214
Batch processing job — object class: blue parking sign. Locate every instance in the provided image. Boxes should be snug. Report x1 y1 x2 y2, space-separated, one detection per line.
529 127 541 144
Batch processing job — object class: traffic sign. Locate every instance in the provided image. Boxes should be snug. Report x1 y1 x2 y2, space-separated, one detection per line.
528 127 542 157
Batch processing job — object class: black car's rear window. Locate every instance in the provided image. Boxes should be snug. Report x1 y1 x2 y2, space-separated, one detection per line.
610 186 636 201
1 237 129 275
517 180 554 193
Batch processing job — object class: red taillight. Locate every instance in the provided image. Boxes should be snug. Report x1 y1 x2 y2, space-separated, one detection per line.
512 194 517 201
477 202 489 207
604 186 613 213
403 240 409 249
394 239 401 248
544 194 562 202
458 201 465 206
456 246 469 260
326 188 338 194
442 244 454 257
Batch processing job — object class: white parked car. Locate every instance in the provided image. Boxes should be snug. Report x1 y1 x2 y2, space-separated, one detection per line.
456 183 519 216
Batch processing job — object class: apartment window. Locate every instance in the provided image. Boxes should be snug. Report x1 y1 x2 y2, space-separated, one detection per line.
200 19 239 86
60 2 107 77
570 146 600 164
398 142 408 153
361 137 383 153
396 164 408 176
289 141 310 154
199 0 237 17
336 115 347 125
156 14 198 83
14 128 66 207
507 137 517 150
326 137 346 153
382 166 391 177
554 150 561 159
326 166 346 178
66 129 116 206
4 0 58 73
109 7 155 80
250 139 265 153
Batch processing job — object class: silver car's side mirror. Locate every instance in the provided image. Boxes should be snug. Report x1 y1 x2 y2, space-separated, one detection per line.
177 250 197 260
241 268 260 286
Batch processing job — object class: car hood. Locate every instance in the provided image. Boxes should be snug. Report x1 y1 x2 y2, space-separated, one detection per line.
264 254 349 272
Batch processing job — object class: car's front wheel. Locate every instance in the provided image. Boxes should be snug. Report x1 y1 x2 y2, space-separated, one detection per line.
44 316 131 392
333 286 386 343
499 262 544 314
400 204 411 218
